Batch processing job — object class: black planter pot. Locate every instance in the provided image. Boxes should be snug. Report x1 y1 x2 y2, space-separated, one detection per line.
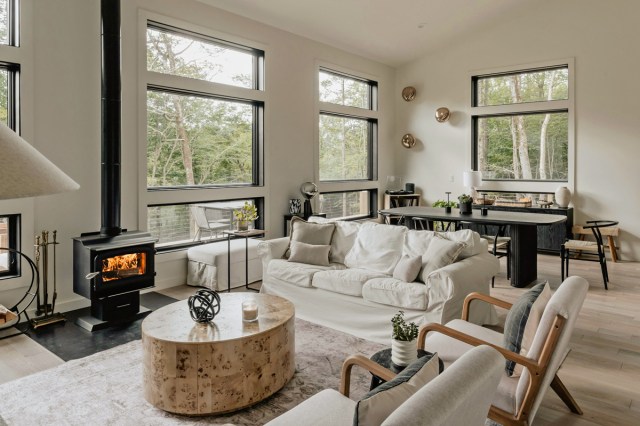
459 202 473 215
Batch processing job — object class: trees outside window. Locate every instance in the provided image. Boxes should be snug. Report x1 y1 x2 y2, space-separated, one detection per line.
144 21 264 249
318 68 377 220
472 65 570 184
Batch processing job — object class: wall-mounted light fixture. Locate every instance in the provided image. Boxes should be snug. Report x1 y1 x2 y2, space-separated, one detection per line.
401 133 416 148
402 86 416 102
435 107 450 123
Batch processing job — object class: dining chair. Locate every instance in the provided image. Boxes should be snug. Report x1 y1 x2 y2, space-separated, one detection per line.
479 224 511 288
190 206 230 241
561 220 618 290
418 276 589 426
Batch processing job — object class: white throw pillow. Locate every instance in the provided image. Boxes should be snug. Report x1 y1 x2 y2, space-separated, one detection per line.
344 222 407 275
392 255 422 283
403 230 436 258
438 229 482 259
307 217 361 264
420 235 466 282
285 216 335 258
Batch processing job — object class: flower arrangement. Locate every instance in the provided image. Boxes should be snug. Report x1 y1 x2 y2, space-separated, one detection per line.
391 310 419 342
457 194 473 204
233 202 259 223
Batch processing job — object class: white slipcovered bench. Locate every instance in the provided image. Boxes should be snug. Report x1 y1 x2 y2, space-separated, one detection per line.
187 239 262 291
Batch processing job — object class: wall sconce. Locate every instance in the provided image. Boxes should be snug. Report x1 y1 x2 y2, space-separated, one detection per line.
401 133 416 148
435 107 450 123
402 86 416 102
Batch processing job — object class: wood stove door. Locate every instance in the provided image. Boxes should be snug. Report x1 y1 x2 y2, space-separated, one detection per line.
92 245 155 296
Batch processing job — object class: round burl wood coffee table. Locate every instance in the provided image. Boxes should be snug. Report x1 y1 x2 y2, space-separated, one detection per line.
142 293 295 415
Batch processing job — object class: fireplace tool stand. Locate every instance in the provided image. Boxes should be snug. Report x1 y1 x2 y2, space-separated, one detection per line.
0 248 39 340
30 230 66 329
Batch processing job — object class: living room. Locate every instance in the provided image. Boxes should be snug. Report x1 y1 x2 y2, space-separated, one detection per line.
0 0 638 424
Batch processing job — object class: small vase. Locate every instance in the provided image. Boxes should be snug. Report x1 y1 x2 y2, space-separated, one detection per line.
554 186 571 208
236 220 249 231
391 339 417 367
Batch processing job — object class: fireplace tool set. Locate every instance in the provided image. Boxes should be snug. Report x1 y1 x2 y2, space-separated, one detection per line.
31 230 66 328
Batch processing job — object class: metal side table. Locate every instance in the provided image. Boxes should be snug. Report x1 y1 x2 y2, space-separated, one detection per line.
223 229 265 292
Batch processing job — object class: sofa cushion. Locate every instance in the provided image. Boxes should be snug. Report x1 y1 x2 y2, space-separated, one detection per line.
286 216 335 257
344 222 406 275
503 281 548 376
267 259 342 288
420 235 466 282
392 255 422 283
288 241 331 266
312 269 387 297
308 217 361 264
362 278 428 310
438 229 483 259
355 353 440 426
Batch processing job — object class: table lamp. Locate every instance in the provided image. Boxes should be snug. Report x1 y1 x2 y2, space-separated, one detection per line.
0 122 79 338
463 170 482 203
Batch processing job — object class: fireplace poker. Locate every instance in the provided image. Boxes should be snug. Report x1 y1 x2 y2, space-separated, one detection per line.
34 235 42 315
51 230 58 314
41 231 49 316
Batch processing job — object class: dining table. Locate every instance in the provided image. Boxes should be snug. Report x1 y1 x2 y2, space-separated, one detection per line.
380 206 567 288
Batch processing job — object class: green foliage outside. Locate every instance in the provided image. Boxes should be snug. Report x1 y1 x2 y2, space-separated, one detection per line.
477 68 569 181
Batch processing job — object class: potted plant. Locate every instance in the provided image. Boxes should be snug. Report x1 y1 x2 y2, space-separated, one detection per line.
233 202 258 231
458 193 473 215
391 310 419 367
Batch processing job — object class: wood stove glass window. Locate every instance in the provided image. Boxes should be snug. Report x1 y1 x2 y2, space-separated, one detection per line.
101 252 146 282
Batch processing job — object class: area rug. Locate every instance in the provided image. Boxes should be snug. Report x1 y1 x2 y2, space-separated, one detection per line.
0 318 385 426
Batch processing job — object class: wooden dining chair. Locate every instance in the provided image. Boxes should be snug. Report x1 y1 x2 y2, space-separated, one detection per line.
561 220 618 290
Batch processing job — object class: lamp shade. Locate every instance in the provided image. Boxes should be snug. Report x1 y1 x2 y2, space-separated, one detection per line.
463 170 482 188
0 122 79 200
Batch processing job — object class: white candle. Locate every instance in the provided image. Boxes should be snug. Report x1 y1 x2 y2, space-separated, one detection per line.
242 300 258 322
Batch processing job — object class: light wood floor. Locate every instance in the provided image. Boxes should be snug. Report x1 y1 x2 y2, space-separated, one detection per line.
1 255 638 425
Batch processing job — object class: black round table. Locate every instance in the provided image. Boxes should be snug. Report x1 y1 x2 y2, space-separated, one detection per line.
369 348 434 390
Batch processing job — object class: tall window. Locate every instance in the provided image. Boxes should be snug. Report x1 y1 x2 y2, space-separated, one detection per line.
472 63 572 187
318 68 377 220
0 0 18 47
0 215 20 279
144 20 264 249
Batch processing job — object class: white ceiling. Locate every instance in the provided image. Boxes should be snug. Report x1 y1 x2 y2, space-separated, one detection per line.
197 0 537 67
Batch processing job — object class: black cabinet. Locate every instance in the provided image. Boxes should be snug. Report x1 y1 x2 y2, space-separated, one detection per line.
469 206 573 254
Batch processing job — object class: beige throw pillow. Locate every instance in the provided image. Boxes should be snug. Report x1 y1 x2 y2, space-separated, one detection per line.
284 216 335 258
287 241 331 266
392 255 422 283
419 235 466 283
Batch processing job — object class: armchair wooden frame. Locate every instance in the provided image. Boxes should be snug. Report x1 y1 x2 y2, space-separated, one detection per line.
339 354 396 397
419 292 582 426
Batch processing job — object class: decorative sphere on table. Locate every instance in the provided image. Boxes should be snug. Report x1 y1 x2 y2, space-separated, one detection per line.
188 289 221 323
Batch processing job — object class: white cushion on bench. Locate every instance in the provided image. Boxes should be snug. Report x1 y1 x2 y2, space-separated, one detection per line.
187 238 262 291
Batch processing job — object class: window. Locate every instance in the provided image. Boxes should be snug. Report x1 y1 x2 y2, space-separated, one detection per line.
318 190 375 220
0 214 20 279
148 199 263 249
316 68 377 220
0 63 18 127
318 68 377 182
0 0 18 47
144 19 264 250
471 63 572 189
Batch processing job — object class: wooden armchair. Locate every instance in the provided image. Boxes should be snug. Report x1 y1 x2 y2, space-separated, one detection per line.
266 345 504 426
418 276 589 426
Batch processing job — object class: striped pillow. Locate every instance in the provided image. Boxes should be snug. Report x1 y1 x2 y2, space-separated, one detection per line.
503 282 548 376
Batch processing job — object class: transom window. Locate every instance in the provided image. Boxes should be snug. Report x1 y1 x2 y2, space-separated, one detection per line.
472 63 572 187
144 19 264 250
318 190 375 220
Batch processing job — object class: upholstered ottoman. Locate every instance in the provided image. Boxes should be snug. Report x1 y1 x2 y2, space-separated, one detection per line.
187 239 262 291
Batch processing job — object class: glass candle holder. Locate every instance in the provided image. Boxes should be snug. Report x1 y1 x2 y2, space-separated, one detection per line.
242 300 259 322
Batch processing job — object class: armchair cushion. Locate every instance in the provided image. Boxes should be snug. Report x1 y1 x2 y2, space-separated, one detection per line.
355 353 440 426
503 281 548 376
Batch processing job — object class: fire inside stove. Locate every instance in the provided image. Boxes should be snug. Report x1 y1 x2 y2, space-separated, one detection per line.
101 252 146 282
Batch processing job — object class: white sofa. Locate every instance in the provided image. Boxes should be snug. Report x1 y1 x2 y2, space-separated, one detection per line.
258 219 499 344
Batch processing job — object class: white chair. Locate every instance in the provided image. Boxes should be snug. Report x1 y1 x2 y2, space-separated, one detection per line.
190 206 230 241
265 345 504 426
418 276 589 426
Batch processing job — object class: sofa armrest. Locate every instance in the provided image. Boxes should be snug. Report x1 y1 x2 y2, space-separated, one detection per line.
257 237 290 271
425 252 499 325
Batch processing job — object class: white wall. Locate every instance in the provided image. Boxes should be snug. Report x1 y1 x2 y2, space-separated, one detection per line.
395 0 640 260
0 0 395 313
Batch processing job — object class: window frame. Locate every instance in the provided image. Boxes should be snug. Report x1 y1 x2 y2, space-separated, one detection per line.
315 64 379 214
139 13 267 251
318 189 377 221
469 59 575 194
0 214 20 280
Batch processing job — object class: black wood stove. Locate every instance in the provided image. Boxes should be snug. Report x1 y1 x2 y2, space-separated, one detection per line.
72 0 156 331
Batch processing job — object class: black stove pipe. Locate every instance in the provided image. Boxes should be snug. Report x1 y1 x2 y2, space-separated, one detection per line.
100 0 121 237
